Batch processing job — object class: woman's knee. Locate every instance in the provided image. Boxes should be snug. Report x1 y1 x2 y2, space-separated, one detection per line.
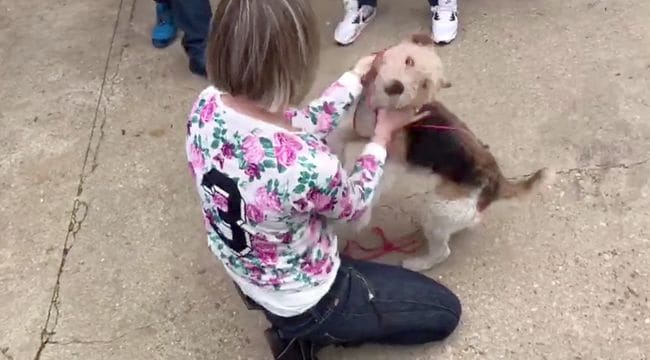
432 288 462 340
437 310 460 339
445 288 462 318
405 305 460 344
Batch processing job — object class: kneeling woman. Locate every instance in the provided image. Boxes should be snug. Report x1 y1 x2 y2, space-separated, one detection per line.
186 1 461 358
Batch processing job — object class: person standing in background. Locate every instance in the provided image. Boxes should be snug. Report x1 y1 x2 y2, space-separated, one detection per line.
335 0 458 45
151 0 212 77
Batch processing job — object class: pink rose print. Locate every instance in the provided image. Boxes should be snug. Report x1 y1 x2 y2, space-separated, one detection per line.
203 211 214 230
283 109 298 122
212 192 228 212
330 170 342 188
255 187 282 212
307 188 333 212
243 262 264 281
252 234 278 265
221 142 235 159
340 196 354 218
245 163 261 180
323 102 336 115
306 138 329 153
200 96 217 123
316 232 332 248
316 112 333 132
281 232 293 244
213 154 224 169
308 216 322 235
246 204 264 224
325 260 333 274
242 135 265 164
293 198 308 212
351 207 368 221
269 277 282 288
273 133 303 168
189 143 205 172
301 257 331 276
358 154 379 173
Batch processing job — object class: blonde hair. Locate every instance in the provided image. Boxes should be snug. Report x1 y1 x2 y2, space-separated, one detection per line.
207 0 320 112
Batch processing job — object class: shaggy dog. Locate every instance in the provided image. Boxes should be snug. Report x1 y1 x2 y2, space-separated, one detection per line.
335 34 551 271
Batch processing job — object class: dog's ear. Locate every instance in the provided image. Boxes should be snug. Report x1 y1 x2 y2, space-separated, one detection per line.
361 53 383 87
426 75 451 102
410 33 435 47
427 72 451 102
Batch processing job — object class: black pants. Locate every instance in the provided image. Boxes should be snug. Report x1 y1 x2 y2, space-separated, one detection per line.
264 258 461 350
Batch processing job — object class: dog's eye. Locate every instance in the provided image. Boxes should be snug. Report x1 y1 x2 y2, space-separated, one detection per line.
421 80 428 89
405 56 415 67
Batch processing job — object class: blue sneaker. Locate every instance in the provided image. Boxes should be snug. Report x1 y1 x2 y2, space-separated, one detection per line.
152 2 177 48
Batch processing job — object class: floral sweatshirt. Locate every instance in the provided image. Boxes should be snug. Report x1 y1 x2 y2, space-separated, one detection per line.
186 72 386 317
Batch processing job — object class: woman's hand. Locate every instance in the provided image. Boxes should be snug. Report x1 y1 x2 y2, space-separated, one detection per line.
352 55 376 77
372 108 416 147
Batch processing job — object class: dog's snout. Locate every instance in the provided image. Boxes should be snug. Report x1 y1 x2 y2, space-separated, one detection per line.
384 80 404 96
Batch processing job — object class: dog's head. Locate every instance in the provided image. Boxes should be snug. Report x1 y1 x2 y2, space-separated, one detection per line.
364 34 451 110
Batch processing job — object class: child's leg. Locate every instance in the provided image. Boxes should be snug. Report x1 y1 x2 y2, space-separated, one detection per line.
151 0 177 49
430 0 459 44
170 0 212 76
334 0 378 46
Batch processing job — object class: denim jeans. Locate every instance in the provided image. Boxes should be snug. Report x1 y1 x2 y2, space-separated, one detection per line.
156 0 211 61
263 258 461 350
360 0 440 7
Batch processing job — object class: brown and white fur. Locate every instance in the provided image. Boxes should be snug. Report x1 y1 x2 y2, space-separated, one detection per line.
334 34 551 271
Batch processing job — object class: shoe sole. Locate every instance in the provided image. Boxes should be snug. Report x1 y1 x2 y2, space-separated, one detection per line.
335 11 377 46
152 38 176 49
433 30 457 45
433 37 456 45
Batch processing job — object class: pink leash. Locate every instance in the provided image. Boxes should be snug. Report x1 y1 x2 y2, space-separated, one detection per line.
342 227 421 261
409 123 472 134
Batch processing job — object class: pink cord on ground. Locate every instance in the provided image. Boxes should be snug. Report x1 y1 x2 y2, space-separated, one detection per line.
342 227 421 261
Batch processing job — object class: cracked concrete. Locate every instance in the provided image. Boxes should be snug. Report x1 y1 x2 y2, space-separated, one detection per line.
1 0 649 359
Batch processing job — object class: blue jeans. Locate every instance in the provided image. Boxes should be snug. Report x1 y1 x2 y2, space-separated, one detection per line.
264 258 461 350
360 0 440 6
156 0 211 61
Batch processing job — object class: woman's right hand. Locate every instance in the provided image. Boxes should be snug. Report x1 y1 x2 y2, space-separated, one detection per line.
372 108 416 147
352 55 376 77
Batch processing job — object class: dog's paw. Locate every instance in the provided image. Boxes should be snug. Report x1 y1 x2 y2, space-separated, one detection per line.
402 246 450 272
402 256 437 272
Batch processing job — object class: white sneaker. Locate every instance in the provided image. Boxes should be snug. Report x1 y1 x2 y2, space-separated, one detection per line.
431 0 458 44
334 0 377 46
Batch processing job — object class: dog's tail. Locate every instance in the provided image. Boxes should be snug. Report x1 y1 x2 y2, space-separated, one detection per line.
497 168 553 201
